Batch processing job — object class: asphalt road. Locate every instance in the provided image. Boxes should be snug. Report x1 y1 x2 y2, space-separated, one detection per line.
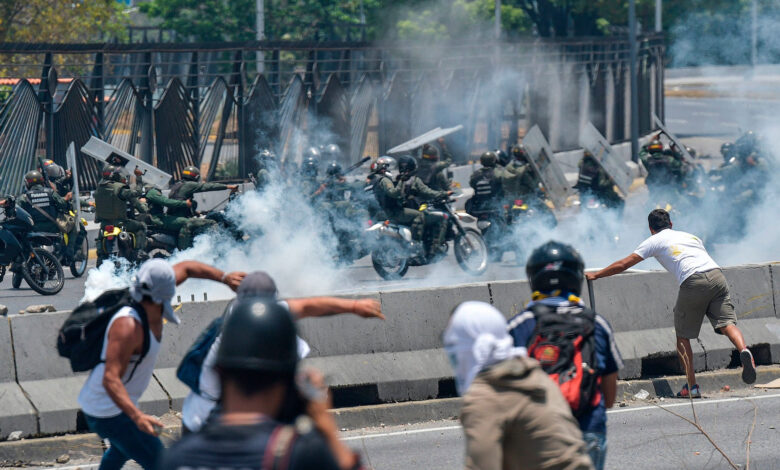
665 96 779 138
31 389 780 470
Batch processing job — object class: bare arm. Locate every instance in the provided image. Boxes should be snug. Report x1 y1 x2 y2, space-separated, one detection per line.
285 297 384 320
102 317 163 435
586 253 643 281
600 372 618 408
172 260 245 290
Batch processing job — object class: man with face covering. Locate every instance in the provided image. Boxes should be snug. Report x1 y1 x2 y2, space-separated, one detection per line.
443 301 593 470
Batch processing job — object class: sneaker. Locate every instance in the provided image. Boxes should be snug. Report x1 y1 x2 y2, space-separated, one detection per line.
676 384 701 399
740 349 757 384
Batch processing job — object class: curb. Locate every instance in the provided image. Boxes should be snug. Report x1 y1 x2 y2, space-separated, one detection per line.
2 366 777 467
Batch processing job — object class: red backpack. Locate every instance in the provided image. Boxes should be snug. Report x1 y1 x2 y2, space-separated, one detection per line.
526 304 601 417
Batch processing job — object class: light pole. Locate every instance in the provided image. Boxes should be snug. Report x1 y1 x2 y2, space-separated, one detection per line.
256 0 265 74
629 0 639 163
655 0 662 32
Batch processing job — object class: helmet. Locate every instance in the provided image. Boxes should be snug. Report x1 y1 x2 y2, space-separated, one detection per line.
421 144 439 160
495 149 510 167
371 156 397 174
398 155 417 175
216 297 298 374
480 151 498 168
326 161 343 178
101 164 124 182
525 241 585 296
301 156 319 178
647 139 663 153
181 166 200 182
321 144 341 160
258 149 276 161
684 146 697 159
720 142 733 161
303 146 321 161
511 145 529 162
24 170 44 189
44 163 65 180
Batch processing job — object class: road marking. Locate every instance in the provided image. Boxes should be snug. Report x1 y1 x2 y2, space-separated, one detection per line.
41 466 98 470
343 424 463 441
692 111 719 117
666 119 688 124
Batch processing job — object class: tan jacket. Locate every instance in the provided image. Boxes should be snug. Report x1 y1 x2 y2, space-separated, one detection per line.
460 357 594 470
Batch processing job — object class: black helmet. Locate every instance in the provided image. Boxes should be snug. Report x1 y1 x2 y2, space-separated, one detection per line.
526 241 585 296
326 161 343 178
301 156 319 178
495 149 510 167
720 142 733 162
512 144 529 162
398 155 417 175
101 164 124 183
480 151 498 168
24 170 44 188
216 297 298 373
303 146 321 161
371 156 397 174
259 149 276 161
321 144 341 160
181 166 200 182
421 143 439 161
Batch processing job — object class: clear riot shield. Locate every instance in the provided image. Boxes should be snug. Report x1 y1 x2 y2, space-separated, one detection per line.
521 125 572 209
387 125 463 155
81 137 173 189
653 114 695 165
65 142 81 221
578 122 633 197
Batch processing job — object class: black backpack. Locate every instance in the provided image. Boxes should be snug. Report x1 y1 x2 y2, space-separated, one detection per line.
526 303 601 417
57 288 150 380
176 315 224 396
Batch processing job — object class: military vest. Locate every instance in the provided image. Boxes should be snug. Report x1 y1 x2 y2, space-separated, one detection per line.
473 168 500 199
94 181 128 222
169 181 188 201
145 188 166 216
24 187 59 222
417 160 436 187
373 175 402 213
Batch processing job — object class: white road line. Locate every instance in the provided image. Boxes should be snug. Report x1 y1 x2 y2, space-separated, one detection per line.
343 424 462 441
41 465 98 470
666 119 688 124
692 111 719 117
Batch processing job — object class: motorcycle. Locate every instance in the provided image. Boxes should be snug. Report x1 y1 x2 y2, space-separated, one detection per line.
0 197 65 295
367 196 488 280
96 223 146 268
27 211 90 278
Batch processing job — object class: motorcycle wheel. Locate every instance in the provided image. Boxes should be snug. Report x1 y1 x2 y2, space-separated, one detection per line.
454 228 489 276
22 248 64 295
12 271 22 289
70 234 89 278
371 241 409 280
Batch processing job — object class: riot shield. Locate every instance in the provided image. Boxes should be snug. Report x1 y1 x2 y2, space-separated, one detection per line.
578 122 633 197
65 142 81 221
81 137 172 189
521 125 572 209
653 114 695 164
387 125 463 155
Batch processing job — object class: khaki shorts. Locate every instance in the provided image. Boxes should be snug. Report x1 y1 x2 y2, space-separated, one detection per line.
674 268 737 339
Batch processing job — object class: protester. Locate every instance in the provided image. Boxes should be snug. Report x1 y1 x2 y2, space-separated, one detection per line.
443 301 594 470
181 271 384 434
508 241 622 470
77 259 245 470
586 209 756 398
162 297 360 470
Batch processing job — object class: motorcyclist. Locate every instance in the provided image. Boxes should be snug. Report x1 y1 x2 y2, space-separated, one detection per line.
504 145 541 199
167 166 237 248
397 154 451 257
574 152 624 212
321 143 342 163
300 147 322 196
143 182 200 251
94 165 149 259
416 143 452 192
253 149 277 191
19 170 80 262
467 151 505 215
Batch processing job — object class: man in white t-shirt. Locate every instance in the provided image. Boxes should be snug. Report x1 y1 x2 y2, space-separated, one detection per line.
585 209 755 398
78 259 245 469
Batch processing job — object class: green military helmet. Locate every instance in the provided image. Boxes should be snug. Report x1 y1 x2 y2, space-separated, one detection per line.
44 162 65 180
526 240 585 296
512 144 529 162
24 170 45 189
216 297 298 374
101 164 124 183
326 161 343 178
647 139 663 153
421 143 439 161
371 156 397 174
181 166 200 182
480 151 498 168
495 149 510 167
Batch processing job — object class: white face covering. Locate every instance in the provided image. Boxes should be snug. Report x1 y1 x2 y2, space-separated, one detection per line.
443 301 527 396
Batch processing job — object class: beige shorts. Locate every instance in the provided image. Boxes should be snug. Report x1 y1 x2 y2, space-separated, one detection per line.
674 268 737 339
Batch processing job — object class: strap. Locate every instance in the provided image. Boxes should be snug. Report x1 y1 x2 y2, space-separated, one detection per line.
25 194 60 226
262 425 298 470
124 301 151 384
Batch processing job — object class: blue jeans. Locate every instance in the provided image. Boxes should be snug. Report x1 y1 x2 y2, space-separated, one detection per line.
85 412 163 470
582 431 607 470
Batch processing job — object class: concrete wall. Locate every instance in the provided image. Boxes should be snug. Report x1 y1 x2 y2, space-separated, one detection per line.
1 262 778 438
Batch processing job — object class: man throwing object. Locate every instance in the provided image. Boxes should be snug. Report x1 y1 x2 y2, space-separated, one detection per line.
586 209 755 398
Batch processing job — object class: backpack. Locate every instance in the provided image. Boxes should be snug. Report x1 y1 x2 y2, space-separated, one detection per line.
57 288 150 381
176 315 224 395
526 303 601 417
262 424 299 470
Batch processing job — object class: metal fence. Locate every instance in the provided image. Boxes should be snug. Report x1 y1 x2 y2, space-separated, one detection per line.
0 35 664 194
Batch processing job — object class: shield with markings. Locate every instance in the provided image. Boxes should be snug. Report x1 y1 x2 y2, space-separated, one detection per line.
653 114 695 165
521 125 571 209
81 137 173 189
578 122 633 197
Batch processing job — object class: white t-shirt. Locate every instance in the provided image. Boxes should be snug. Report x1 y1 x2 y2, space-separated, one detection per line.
633 229 719 285
181 300 311 432
78 306 162 418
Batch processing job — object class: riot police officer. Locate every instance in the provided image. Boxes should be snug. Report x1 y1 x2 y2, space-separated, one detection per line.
253 149 277 191
575 152 624 212
300 147 322 196
468 151 504 215
416 143 452 192
19 170 79 261
94 165 149 258
397 155 451 257
144 182 195 251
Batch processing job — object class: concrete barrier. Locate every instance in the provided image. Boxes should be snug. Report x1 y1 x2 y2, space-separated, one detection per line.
2 262 779 438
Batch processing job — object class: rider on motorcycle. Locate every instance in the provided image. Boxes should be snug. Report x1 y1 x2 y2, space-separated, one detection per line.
254 149 277 191
19 170 80 262
416 143 452 192
167 166 238 249
574 152 624 212
299 147 321 197
94 165 149 259
468 151 505 215
143 182 197 251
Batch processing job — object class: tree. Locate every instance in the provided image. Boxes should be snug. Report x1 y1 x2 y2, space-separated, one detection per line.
139 0 255 42
0 0 127 43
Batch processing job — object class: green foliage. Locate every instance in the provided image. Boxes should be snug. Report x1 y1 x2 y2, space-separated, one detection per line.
139 0 255 42
0 0 128 43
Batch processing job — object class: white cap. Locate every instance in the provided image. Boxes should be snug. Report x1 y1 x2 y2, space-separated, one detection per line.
129 259 179 324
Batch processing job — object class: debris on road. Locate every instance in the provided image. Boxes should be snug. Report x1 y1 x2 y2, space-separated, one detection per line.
7 431 22 441
56 454 70 464
634 389 650 400
0 305 7 316
721 385 731 392
18 304 56 314
755 378 780 389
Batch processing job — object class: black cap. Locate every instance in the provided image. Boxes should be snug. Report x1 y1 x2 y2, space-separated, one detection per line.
217 298 298 373
237 271 278 299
